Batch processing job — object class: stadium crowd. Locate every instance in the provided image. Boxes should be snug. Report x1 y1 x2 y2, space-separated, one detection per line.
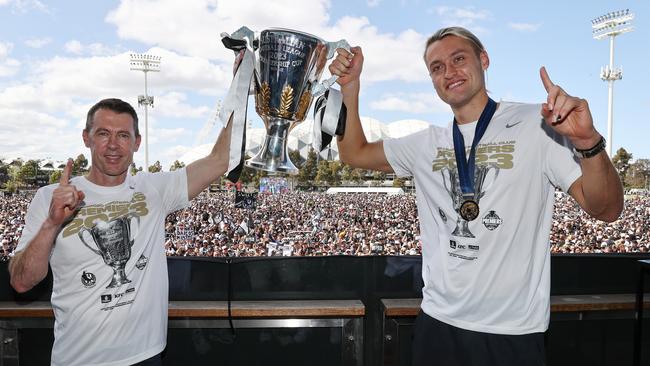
1 190 649 261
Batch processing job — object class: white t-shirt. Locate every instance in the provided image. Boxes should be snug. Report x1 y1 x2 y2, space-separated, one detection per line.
384 101 581 335
17 169 189 366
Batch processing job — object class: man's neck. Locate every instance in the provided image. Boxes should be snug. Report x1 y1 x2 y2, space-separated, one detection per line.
86 169 128 187
452 92 489 125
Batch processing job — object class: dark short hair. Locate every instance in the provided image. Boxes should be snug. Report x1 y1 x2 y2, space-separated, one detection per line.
423 26 486 61
85 98 140 137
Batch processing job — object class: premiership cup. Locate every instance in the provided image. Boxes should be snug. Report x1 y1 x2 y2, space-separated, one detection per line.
79 215 140 288
441 164 499 238
246 28 349 174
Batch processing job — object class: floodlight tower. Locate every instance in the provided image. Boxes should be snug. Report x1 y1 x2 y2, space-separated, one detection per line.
130 53 161 169
591 9 634 157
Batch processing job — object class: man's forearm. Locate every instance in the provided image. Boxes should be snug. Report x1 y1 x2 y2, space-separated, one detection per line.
578 151 624 222
186 118 232 199
10 220 59 293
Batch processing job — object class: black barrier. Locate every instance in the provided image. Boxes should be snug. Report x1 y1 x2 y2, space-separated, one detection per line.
1 254 649 365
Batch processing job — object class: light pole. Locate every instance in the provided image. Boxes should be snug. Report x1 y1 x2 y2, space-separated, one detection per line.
591 9 634 157
130 53 161 170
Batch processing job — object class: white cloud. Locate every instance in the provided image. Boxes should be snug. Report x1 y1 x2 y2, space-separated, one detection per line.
367 0 380 7
0 108 85 160
370 92 451 114
429 6 491 34
0 42 13 59
65 40 120 56
154 92 211 119
1 0 49 13
508 22 541 32
106 0 430 83
64 40 83 55
25 37 52 48
0 42 20 77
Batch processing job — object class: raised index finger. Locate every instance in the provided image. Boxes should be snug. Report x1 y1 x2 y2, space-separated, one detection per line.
60 158 72 185
539 66 555 93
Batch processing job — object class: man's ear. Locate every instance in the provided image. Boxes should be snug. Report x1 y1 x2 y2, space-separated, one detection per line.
134 135 141 152
82 129 91 148
480 51 490 71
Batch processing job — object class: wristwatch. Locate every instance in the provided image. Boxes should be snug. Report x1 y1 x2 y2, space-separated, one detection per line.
573 136 606 159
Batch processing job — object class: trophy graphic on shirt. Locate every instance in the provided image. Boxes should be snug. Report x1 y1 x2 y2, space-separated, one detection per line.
441 163 499 238
78 215 140 288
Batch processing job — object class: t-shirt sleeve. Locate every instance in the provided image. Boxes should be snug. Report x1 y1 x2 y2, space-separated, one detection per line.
15 187 51 253
541 123 582 192
384 132 429 178
142 168 190 213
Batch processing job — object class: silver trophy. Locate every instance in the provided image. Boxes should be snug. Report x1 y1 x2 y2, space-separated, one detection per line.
231 27 349 174
442 164 499 238
78 215 140 288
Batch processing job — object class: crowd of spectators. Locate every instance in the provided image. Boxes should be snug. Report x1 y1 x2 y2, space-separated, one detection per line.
1 189 649 261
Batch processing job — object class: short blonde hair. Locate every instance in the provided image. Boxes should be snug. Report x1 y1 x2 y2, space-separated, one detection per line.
423 26 485 61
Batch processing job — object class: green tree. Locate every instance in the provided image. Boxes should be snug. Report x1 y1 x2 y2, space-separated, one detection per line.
49 170 62 184
148 161 163 173
315 160 334 185
0 161 8 186
329 160 343 186
372 170 387 186
612 148 632 187
288 149 304 169
626 158 650 189
72 154 89 175
169 160 185 171
392 177 405 188
16 160 40 186
298 148 318 186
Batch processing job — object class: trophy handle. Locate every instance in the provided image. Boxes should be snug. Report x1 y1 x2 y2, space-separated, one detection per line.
78 227 101 256
220 26 256 52
312 39 351 97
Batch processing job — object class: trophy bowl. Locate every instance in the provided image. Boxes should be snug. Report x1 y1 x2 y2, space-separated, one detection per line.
247 28 335 174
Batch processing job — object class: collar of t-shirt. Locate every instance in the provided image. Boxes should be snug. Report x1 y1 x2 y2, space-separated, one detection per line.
73 173 136 195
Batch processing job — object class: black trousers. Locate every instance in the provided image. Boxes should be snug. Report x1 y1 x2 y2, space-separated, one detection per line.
132 353 162 366
412 311 545 366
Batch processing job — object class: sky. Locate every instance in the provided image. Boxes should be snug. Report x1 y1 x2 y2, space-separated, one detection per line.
0 0 648 170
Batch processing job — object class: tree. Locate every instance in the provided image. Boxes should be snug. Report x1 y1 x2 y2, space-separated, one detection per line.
148 161 162 173
288 149 304 169
626 158 650 189
315 160 334 185
612 148 632 187
49 170 62 184
329 160 343 186
16 159 40 186
0 161 8 186
372 170 387 186
169 160 185 171
72 154 89 175
298 148 318 186
393 177 405 188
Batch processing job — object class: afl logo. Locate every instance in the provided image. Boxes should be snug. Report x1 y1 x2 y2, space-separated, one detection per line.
81 271 96 288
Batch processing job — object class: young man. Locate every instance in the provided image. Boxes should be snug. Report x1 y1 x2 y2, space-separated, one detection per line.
9 98 232 366
329 27 623 365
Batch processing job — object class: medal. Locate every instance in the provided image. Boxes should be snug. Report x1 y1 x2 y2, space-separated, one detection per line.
452 98 497 222
460 199 479 221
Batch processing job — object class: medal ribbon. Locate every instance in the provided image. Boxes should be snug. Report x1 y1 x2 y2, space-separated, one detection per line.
452 97 497 198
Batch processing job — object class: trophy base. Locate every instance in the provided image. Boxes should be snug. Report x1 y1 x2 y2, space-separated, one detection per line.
245 158 298 175
245 119 299 175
